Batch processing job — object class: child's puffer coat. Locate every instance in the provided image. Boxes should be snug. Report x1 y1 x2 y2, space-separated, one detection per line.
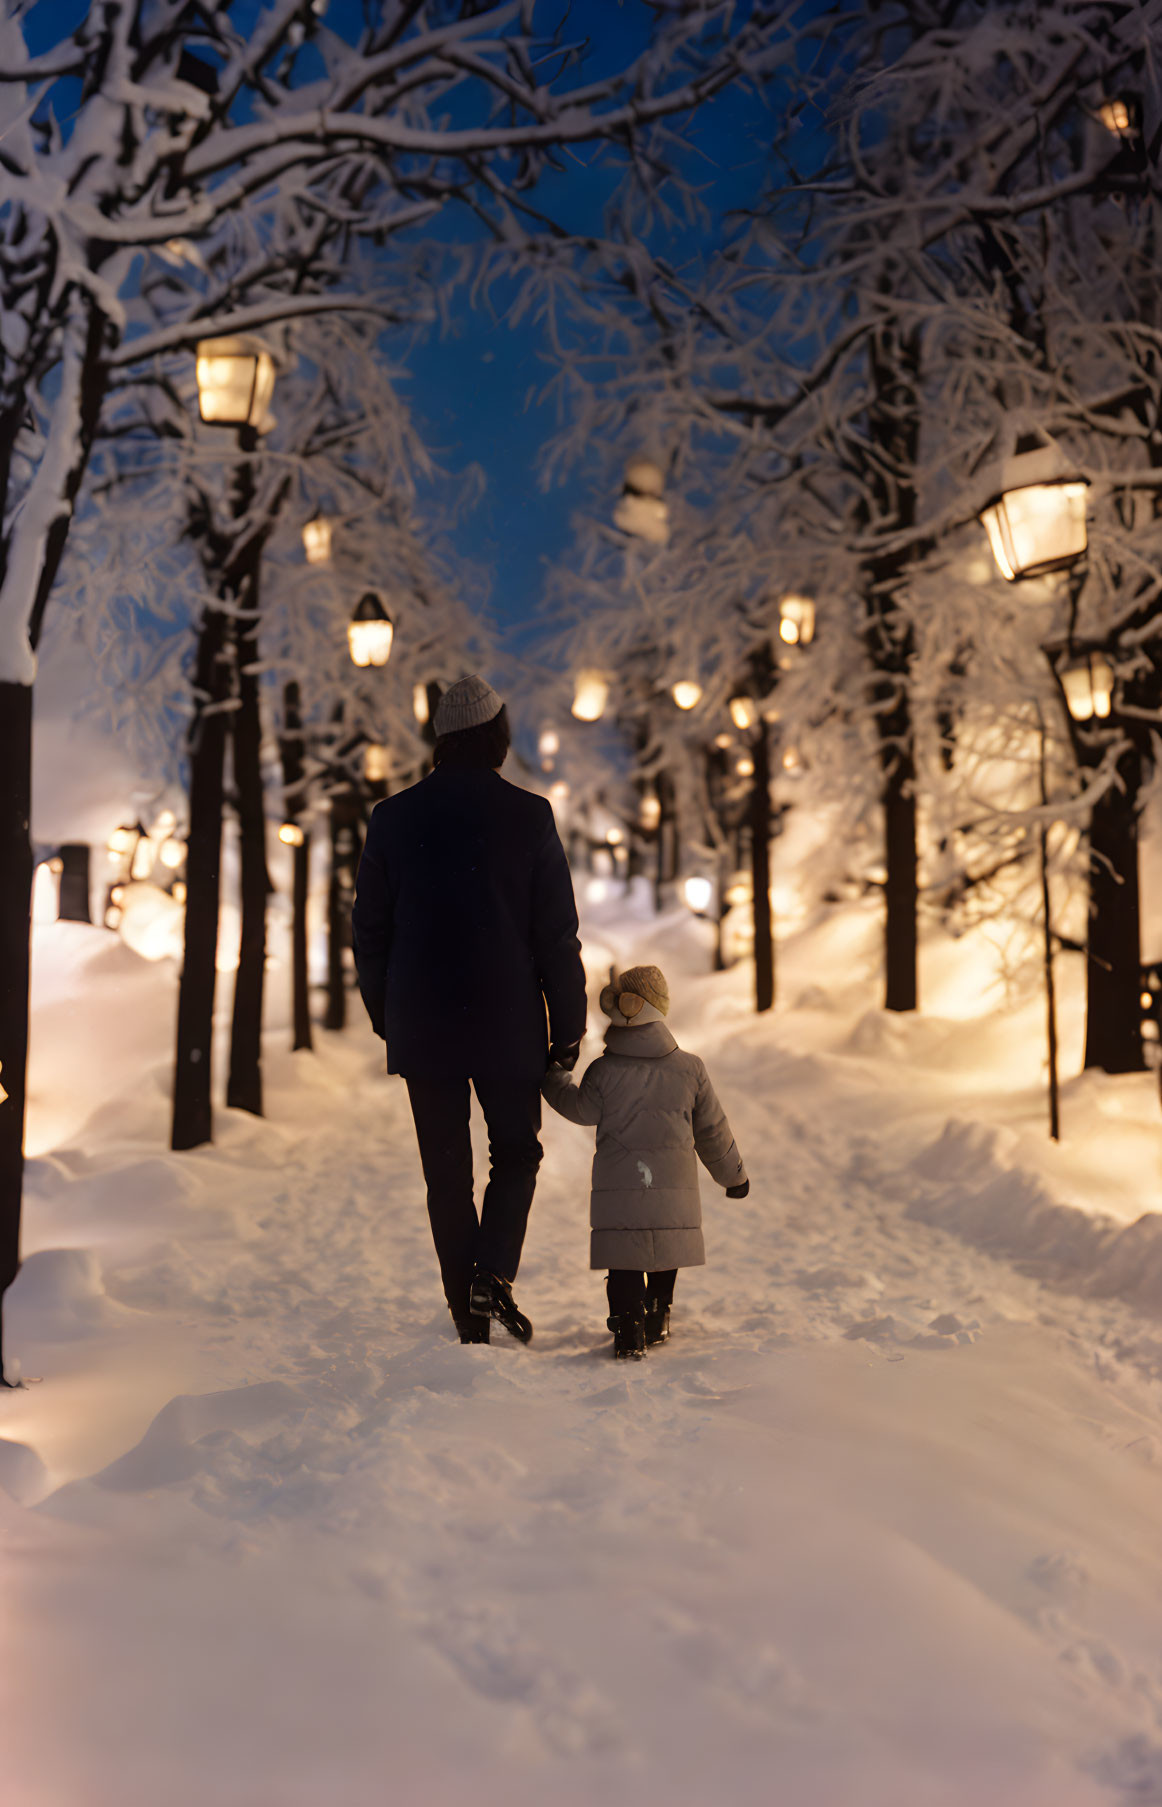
542 1021 747 1270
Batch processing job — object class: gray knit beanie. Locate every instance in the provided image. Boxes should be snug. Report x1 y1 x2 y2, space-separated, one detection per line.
433 674 504 738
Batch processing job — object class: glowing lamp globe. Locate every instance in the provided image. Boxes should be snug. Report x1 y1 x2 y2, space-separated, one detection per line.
278 822 305 847
159 838 186 870
671 680 702 711
538 728 560 761
684 876 713 914
778 594 816 646
412 683 429 725
729 695 756 731
736 756 755 778
980 444 1088 582
195 336 276 432
1060 652 1114 723
1098 99 1132 135
363 742 389 784
348 593 394 668
606 826 624 846
615 456 670 545
639 791 661 831
572 670 608 722
302 516 332 565
549 781 570 812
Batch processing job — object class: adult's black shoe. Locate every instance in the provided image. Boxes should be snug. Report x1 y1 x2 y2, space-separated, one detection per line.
468 1270 533 1344
454 1315 490 1345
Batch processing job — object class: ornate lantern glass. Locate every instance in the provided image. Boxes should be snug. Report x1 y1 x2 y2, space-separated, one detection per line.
572 670 608 722
980 444 1088 582
348 592 394 668
778 594 816 646
195 336 276 431
302 516 332 565
1060 652 1114 722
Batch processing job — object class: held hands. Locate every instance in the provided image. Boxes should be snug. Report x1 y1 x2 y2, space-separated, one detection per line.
548 1040 582 1072
726 1180 750 1199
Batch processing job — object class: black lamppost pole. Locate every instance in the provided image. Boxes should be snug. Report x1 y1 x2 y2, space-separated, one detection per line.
172 336 275 1150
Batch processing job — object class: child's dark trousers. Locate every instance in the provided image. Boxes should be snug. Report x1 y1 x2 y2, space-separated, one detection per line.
606 1268 678 1316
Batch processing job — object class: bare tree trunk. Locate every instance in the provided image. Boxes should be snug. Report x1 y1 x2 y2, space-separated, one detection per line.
1084 763 1145 1074
171 606 233 1150
750 719 774 1014
0 682 33 1384
57 844 92 923
324 789 363 1032
226 555 269 1117
882 735 918 1013
279 681 312 1054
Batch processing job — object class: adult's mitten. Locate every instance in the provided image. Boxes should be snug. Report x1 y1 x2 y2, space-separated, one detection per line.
548 1040 582 1071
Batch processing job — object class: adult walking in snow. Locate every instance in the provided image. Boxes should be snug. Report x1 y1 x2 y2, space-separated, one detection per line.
351 676 587 1345
543 964 748 1359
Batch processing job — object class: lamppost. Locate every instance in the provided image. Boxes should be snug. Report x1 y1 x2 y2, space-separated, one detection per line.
172 335 277 1149
978 435 1095 1137
324 589 395 1032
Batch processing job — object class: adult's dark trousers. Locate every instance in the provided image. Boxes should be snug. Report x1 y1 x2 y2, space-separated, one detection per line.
404 1074 543 1320
606 1268 678 1316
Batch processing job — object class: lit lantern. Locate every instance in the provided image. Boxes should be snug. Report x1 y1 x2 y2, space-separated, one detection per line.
614 456 670 545
736 756 755 778
348 592 394 668
713 731 734 751
684 876 713 914
538 727 560 761
725 880 751 908
278 822 305 847
413 683 430 725
778 594 816 646
1098 98 1132 135
549 781 570 811
729 695 756 731
302 516 332 565
640 790 661 831
572 670 608 722
782 746 801 771
195 336 276 432
671 680 702 711
1060 651 1115 723
363 742 390 784
158 838 186 869
979 443 1088 582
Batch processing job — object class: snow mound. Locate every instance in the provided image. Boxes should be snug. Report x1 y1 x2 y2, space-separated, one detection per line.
0 1438 52 1506
6 1248 117 1338
908 1120 1162 1317
94 1382 308 1492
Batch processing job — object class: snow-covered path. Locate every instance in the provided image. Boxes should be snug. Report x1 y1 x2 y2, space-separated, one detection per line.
5 897 1162 1806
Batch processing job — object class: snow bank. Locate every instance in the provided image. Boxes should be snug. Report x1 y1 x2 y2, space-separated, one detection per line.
908 1120 1162 1320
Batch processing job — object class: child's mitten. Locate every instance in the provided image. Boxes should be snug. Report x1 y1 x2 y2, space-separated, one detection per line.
726 1180 750 1198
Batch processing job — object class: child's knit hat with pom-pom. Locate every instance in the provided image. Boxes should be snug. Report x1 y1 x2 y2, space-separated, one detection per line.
599 963 670 1026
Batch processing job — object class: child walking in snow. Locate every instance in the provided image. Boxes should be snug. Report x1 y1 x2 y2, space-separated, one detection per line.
542 964 749 1359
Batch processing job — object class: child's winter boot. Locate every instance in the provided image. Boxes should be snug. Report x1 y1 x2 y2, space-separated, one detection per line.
607 1313 647 1360
644 1294 671 1347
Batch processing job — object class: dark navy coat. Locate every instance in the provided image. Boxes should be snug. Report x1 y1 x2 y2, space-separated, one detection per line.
351 766 587 1080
